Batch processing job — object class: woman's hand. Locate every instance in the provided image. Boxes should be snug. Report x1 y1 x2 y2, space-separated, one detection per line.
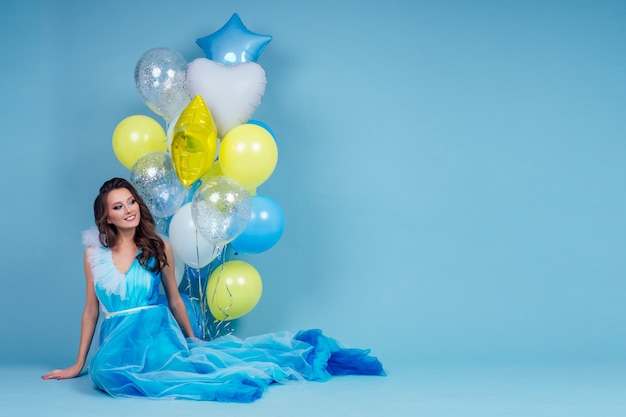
41 363 83 380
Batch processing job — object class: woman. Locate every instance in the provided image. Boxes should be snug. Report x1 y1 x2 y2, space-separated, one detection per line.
42 178 384 402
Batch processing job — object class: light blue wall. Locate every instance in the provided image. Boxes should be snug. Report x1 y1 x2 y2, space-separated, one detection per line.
1 0 625 365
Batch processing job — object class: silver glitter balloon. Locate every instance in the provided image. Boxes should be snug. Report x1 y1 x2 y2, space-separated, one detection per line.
191 176 252 246
135 47 189 122
130 151 185 218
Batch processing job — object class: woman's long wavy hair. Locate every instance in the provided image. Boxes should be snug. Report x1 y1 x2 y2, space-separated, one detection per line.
93 177 167 273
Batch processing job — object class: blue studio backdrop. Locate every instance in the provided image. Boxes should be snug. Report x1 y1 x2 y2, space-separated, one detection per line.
0 0 625 368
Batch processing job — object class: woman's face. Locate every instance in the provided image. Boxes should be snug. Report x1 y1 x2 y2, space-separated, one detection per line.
106 187 141 230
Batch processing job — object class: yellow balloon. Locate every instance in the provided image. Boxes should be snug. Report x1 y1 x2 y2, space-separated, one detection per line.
219 123 278 191
198 160 227 186
203 160 224 179
112 115 167 169
206 260 262 321
171 95 218 187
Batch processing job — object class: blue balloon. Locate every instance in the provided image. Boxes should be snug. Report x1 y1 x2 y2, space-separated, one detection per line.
184 263 212 281
247 120 276 141
154 216 172 236
183 179 202 204
195 13 272 65
231 195 285 254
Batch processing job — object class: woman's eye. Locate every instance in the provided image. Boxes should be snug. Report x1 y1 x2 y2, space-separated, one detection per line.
129 199 136 205
113 205 122 210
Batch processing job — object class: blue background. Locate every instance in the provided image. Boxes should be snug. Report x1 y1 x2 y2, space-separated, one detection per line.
0 0 624 368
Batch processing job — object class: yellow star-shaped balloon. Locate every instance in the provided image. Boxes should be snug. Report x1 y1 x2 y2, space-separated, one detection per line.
171 95 218 187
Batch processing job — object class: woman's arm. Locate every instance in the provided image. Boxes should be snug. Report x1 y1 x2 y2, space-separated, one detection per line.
161 241 195 338
41 250 100 380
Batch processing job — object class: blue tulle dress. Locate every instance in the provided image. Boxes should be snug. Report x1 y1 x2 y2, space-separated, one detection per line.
82 230 384 402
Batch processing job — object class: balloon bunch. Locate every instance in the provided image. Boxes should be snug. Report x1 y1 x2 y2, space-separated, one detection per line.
110 14 284 340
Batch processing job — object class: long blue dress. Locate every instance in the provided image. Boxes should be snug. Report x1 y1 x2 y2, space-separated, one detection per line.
83 230 384 402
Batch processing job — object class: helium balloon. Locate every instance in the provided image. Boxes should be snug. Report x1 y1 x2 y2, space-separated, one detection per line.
231 195 285 254
187 58 266 137
112 115 167 169
169 203 219 268
219 123 278 192
130 151 185 218
154 216 172 236
247 119 276 141
195 13 272 65
135 47 189 122
170 95 218 187
191 176 251 246
185 263 213 281
206 260 262 321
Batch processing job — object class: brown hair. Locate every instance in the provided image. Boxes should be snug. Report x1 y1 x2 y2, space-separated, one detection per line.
93 177 167 273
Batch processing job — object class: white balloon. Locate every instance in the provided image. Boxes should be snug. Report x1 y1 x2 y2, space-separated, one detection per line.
187 58 267 137
168 203 219 268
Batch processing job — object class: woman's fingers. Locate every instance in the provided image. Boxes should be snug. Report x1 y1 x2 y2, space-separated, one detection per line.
41 369 74 380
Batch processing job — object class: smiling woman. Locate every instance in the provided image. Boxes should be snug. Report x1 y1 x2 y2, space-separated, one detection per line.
41 178 384 402
106 189 140 230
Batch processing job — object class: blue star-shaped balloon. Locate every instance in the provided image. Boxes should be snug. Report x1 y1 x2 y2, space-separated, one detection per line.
196 13 272 65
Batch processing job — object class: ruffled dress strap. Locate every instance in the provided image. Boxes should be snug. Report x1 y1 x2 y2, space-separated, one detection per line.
82 227 128 299
81 227 102 248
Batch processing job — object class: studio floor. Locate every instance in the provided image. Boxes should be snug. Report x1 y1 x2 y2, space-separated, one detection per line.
3 359 626 417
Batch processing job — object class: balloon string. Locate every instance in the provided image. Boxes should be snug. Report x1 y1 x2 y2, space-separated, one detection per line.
182 236 234 341
193 229 209 339
210 261 229 317
207 246 234 340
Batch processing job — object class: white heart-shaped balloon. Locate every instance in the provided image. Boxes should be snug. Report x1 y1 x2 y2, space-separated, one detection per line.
187 58 267 137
